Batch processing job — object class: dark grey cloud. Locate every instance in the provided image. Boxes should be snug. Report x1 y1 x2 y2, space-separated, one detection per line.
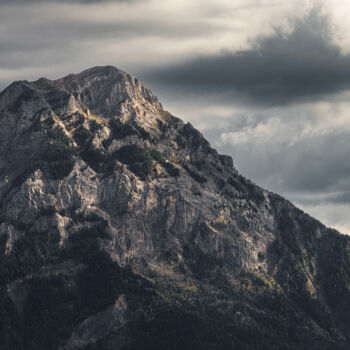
278 133 350 193
147 9 350 106
331 191 350 205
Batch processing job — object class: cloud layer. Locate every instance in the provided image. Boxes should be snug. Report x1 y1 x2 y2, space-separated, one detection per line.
148 8 350 106
0 0 309 88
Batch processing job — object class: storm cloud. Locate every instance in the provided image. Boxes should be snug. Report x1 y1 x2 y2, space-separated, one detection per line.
148 9 350 106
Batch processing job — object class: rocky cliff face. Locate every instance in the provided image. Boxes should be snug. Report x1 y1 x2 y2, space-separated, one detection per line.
0 66 349 350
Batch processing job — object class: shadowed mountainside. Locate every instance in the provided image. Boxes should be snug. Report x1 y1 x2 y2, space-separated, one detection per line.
0 66 349 350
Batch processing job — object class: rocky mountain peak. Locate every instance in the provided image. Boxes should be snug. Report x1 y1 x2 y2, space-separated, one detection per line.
0 66 162 125
55 65 162 117
0 67 349 350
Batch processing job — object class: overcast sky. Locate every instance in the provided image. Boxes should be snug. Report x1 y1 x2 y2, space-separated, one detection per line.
1 0 350 234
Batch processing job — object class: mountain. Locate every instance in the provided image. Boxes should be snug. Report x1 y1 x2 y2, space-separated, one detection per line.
0 66 349 350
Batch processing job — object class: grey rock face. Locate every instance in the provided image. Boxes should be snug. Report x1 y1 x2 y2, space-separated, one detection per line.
0 66 267 273
0 66 349 350
63 295 128 350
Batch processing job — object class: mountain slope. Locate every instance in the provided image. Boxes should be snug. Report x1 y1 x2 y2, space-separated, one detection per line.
0 66 349 350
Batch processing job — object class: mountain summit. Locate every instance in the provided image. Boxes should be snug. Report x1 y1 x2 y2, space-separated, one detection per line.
0 66 349 350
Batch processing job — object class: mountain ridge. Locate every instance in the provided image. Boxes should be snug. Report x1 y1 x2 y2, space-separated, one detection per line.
0 66 349 350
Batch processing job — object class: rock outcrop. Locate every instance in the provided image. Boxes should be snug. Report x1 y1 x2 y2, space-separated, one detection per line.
0 66 349 350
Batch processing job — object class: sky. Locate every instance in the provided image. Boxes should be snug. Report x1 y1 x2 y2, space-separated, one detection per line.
1 0 350 234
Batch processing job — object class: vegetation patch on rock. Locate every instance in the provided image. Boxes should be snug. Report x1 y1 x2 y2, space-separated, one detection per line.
113 145 179 180
38 126 76 180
